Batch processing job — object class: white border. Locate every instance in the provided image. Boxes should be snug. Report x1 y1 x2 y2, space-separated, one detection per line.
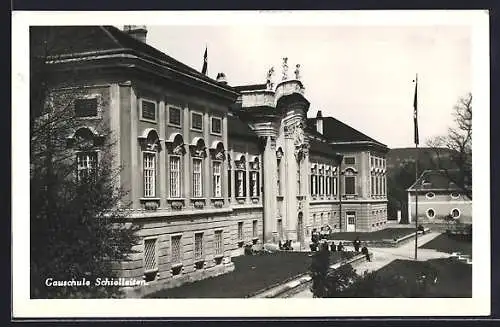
12 10 490 318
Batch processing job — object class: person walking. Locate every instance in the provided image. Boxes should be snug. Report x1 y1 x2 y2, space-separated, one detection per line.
361 242 371 262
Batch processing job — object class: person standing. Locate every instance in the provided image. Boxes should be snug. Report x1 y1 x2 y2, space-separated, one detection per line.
353 236 361 252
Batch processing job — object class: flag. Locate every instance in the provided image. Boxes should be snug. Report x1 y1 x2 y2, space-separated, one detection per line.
201 46 207 75
413 74 419 145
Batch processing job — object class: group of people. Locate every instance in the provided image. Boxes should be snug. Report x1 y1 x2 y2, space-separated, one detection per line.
278 240 293 251
309 232 371 262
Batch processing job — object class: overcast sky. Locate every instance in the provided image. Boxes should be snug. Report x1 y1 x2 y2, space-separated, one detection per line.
145 25 471 149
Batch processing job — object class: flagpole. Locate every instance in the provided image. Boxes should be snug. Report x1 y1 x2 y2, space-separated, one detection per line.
414 74 419 261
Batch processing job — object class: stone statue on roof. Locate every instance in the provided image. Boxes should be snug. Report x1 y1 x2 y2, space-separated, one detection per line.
294 64 301 80
266 67 275 90
282 57 288 81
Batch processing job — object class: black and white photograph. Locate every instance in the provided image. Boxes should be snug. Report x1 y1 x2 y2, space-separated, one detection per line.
12 10 490 318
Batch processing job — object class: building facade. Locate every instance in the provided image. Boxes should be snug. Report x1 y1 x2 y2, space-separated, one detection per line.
407 170 472 226
33 25 389 296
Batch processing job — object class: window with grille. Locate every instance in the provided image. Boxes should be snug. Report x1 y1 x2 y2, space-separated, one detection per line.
141 99 156 121
143 152 156 197
75 98 98 117
345 176 355 195
333 177 337 195
250 171 258 197
213 161 222 197
171 235 182 264
191 112 203 131
237 222 243 241
325 176 330 195
319 175 324 195
169 156 181 198
252 220 258 238
211 117 222 134
311 174 317 196
215 230 223 256
144 238 158 272
345 157 355 165
192 158 203 197
236 170 245 197
194 233 204 260
76 151 97 182
169 106 181 126
371 176 375 195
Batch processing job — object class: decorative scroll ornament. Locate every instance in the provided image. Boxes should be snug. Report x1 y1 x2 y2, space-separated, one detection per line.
266 67 275 90
294 64 301 80
282 57 288 81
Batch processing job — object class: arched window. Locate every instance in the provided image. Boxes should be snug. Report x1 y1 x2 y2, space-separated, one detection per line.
344 168 357 195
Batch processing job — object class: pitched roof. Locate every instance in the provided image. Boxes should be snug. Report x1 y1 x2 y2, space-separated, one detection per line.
306 117 386 147
407 170 463 191
35 26 236 93
309 139 339 157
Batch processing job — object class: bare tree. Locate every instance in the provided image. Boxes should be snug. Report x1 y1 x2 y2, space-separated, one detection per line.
427 93 472 200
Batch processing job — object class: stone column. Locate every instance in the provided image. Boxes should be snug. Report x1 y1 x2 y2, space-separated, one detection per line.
109 84 121 200
158 100 167 207
183 105 191 199
262 136 278 243
130 86 139 209
284 131 298 242
204 111 210 199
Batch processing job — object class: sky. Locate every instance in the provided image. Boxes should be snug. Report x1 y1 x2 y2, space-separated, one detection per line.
144 24 471 149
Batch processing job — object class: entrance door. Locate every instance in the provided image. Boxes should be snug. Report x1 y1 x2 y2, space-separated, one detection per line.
297 212 304 243
346 211 356 232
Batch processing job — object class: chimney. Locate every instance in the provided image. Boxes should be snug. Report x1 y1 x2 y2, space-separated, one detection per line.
316 110 323 134
123 25 148 43
216 72 228 85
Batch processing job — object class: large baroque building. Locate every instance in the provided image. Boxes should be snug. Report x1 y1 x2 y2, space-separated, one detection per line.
32 25 389 296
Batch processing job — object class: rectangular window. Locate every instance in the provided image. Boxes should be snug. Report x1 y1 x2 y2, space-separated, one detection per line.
319 175 324 195
169 156 181 198
345 157 356 165
250 171 259 197
141 99 156 121
75 98 98 117
376 176 380 195
325 176 330 195
211 117 222 134
345 176 355 195
76 151 97 182
371 176 375 195
333 177 337 195
236 170 246 197
191 112 203 131
194 233 204 260
143 152 156 197
192 159 203 197
213 161 222 197
168 106 181 126
144 238 158 272
252 220 258 238
171 235 182 264
214 230 223 256
237 222 244 241
371 157 374 166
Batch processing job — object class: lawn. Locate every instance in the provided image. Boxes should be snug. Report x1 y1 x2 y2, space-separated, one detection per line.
372 258 472 297
145 251 353 298
419 233 472 257
327 228 416 242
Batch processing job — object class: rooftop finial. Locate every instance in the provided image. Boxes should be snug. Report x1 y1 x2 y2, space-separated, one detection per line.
282 57 288 81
